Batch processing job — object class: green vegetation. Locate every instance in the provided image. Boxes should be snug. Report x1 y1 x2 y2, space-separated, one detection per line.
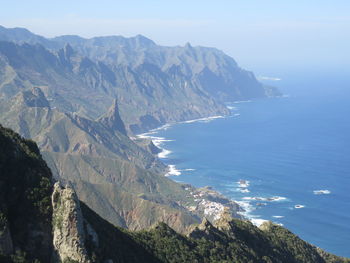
0 124 53 262
82 200 350 263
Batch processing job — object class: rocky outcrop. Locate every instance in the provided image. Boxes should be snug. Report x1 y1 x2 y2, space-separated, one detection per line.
99 99 127 136
21 87 50 108
188 218 223 242
52 182 91 263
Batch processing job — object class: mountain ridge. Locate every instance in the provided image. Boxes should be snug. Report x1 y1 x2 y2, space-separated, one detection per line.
0 25 281 133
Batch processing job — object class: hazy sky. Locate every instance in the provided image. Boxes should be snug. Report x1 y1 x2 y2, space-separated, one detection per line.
1 0 350 74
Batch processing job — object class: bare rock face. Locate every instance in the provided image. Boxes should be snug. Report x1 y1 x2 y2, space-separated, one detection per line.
21 87 50 108
99 99 127 136
52 182 91 263
188 218 223 242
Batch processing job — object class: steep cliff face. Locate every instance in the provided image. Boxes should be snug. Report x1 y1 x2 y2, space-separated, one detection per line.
98 99 127 136
52 183 91 263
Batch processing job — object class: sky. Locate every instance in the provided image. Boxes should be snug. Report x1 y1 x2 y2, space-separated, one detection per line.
1 0 350 74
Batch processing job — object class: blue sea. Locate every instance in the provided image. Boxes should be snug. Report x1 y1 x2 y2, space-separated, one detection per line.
147 71 350 257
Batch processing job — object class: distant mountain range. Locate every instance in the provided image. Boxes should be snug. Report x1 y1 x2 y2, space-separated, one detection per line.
0 25 280 233
0 25 280 133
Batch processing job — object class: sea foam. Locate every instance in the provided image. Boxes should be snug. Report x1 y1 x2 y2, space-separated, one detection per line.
313 189 331 195
158 149 172 159
181 115 224 124
242 196 287 202
165 165 181 176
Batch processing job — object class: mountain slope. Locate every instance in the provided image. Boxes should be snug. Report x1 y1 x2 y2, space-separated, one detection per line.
0 88 209 232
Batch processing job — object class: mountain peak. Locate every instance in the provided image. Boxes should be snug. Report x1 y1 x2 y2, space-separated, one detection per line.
184 42 192 48
98 99 127 136
132 34 156 47
63 43 74 57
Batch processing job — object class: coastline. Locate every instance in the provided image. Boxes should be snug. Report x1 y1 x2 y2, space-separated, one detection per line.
133 92 350 258
135 106 271 226
135 100 300 228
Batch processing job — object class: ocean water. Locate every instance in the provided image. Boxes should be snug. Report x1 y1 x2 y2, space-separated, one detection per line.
147 72 350 257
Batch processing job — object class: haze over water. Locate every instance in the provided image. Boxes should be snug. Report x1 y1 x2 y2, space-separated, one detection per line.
153 71 350 257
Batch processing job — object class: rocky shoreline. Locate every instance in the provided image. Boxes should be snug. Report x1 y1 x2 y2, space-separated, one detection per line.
134 116 248 225
183 185 243 222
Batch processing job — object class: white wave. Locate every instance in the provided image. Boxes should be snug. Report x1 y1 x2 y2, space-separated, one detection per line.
237 179 250 188
236 200 269 228
236 201 254 214
182 168 196 172
151 123 173 132
313 189 331 195
294 204 305 209
138 114 226 139
136 132 175 160
239 188 250 193
258 76 282 81
271 196 287 201
158 149 172 159
233 113 240 117
137 132 155 139
181 115 224 124
227 106 236 110
233 100 252 104
242 196 287 202
152 137 174 147
165 165 181 176
272 215 285 219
